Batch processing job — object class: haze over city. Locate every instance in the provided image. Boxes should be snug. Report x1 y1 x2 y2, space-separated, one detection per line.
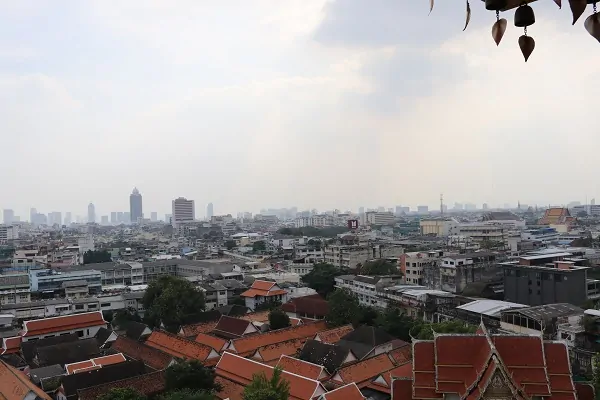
2 1 600 217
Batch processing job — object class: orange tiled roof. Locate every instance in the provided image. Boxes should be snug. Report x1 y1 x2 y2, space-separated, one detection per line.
179 320 219 337
239 311 270 323
315 325 353 344
1 336 22 355
333 353 395 388
253 338 305 363
111 335 173 370
241 288 287 298
322 382 365 400
146 330 216 362
215 352 325 400
195 333 227 351
0 360 52 400
388 345 412 365
251 280 276 291
215 376 245 400
276 355 326 381
23 311 106 337
290 317 303 326
369 362 413 393
65 353 127 374
77 370 166 400
229 320 327 355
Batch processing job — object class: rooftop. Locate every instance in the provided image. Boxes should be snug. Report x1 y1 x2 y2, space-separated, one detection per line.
504 303 584 321
456 299 528 318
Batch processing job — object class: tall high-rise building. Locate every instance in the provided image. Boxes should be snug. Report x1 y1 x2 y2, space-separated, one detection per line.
101 215 109 225
30 208 37 223
88 203 96 223
130 187 143 224
172 197 195 228
150 212 158 222
3 209 14 224
206 203 214 220
110 212 117 224
64 212 72 226
48 212 62 226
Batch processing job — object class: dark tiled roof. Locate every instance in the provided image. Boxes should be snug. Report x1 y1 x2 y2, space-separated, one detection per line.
61 360 146 399
121 321 151 340
213 316 253 338
299 340 352 374
111 336 172 370
21 333 79 363
36 338 100 367
218 304 250 316
77 370 166 400
338 326 395 360
281 294 329 318
94 327 114 345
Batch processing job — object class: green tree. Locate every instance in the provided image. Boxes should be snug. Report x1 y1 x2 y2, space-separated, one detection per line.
375 306 415 342
83 249 112 264
360 260 399 276
165 360 221 393
224 240 237 250
411 320 477 340
252 241 266 252
143 276 206 332
326 289 361 327
243 366 290 400
301 263 341 297
269 309 291 330
592 353 600 396
97 388 147 400
159 389 214 400
358 306 380 326
255 300 282 312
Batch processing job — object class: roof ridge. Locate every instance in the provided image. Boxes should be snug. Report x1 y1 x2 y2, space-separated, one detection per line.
151 329 212 349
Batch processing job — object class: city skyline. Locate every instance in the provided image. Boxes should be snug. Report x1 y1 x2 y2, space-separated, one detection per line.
2 2 600 219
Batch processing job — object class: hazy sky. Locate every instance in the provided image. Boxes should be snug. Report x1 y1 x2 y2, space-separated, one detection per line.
1 1 599 219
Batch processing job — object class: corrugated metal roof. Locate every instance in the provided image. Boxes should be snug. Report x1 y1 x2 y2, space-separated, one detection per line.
457 299 527 317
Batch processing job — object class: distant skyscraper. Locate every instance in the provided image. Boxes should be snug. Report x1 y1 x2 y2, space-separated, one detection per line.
48 212 62 226
359 207 365 215
64 212 72 225
206 203 214 220
3 209 14 224
110 212 117 224
482 203 489 210
172 197 195 228
88 203 96 223
117 212 124 223
151 212 158 222
30 208 37 223
130 188 143 224
101 215 109 225
165 214 172 224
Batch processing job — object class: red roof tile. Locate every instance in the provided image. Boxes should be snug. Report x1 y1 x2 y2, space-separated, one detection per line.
322 382 365 400
276 355 326 380
281 294 329 318
388 345 412 365
253 338 305 363
250 280 276 291
229 320 327 355
216 352 325 400
1 336 22 355
23 311 106 337
575 382 596 400
215 376 245 400
0 360 52 400
314 325 353 344
111 335 172 370
179 320 218 337
195 333 227 351
391 378 413 400
65 353 127 374
77 370 166 400
333 353 395 387
241 288 287 298
146 330 217 362
544 342 576 395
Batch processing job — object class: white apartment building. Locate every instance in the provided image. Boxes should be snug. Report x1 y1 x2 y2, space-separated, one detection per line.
323 243 404 269
0 274 31 305
401 250 444 285
458 222 508 245
419 218 460 236
172 197 195 228
365 211 396 226
334 275 403 308
294 214 335 228
0 225 19 243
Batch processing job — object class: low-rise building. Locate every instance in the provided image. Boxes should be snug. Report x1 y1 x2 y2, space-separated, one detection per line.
0 274 30 305
240 280 288 311
424 252 501 294
323 243 403 269
29 269 102 295
21 311 107 342
400 250 444 285
334 274 403 309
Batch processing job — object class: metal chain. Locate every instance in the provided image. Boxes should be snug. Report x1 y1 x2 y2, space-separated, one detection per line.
496 10 500 21
594 1 597 13
524 26 528 36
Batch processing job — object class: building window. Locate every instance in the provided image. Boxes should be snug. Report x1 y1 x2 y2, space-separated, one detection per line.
100 303 111 308
77 330 84 337
75 304 84 310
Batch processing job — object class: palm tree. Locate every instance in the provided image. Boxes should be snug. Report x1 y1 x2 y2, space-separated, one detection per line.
243 366 290 400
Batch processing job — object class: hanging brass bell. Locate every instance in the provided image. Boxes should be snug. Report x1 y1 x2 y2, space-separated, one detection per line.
515 4 536 27
485 0 508 11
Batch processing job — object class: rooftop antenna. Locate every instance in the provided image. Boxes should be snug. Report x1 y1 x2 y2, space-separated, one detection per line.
440 194 444 217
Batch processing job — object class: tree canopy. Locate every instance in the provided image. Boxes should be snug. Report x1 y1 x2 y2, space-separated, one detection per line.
301 263 341 297
97 388 147 400
277 226 348 238
159 389 215 400
411 320 477 340
165 360 221 393
252 241 266 252
269 308 291 330
83 249 112 264
359 259 400 276
224 240 237 250
142 276 206 332
325 288 361 327
243 366 290 400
